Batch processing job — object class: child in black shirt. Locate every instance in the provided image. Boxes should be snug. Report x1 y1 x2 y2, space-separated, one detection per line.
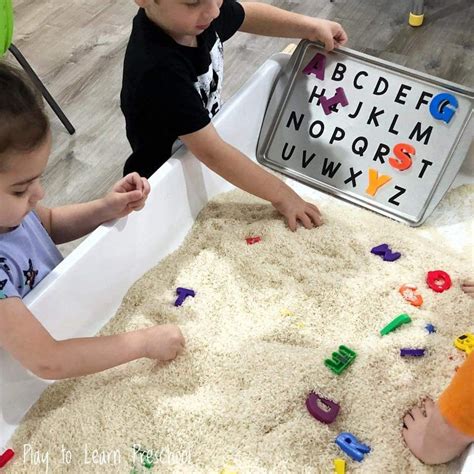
121 0 348 231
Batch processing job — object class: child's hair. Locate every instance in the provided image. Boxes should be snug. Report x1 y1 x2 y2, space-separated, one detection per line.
0 61 49 168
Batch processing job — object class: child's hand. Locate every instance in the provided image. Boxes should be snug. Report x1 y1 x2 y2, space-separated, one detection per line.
142 324 185 361
104 172 151 219
305 18 348 51
272 186 322 231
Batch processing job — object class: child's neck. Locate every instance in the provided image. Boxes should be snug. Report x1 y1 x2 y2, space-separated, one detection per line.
173 34 198 47
144 9 198 47
0 225 15 234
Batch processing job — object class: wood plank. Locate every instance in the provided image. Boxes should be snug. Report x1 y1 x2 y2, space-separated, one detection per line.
5 0 472 255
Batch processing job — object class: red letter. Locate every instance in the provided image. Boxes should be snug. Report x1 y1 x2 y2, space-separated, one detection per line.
389 143 415 171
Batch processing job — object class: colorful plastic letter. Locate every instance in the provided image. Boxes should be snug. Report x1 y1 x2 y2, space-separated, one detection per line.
246 236 261 245
370 243 389 255
454 333 474 355
365 168 392 196
426 270 452 293
380 313 412 336
0 449 15 468
400 348 425 357
425 323 436 334
320 87 348 115
174 287 195 306
399 284 423 307
306 392 340 424
370 243 401 261
334 458 346 474
429 92 458 124
383 249 401 261
325 345 357 374
389 143 415 171
335 432 371 462
302 52 326 80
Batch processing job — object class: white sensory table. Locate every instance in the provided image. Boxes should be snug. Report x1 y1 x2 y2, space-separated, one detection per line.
0 52 472 472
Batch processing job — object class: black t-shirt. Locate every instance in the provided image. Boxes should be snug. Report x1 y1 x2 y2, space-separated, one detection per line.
120 0 245 178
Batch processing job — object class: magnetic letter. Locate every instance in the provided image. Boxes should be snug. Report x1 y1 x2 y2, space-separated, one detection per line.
325 345 356 374
303 53 326 80
335 432 371 462
174 287 195 306
320 87 349 115
426 270 452 293
389 143 415 171
366 168 392 196
429 92 458 123
306 392 340 424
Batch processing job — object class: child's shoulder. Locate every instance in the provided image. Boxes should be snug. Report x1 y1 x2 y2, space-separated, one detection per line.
0 211 62 300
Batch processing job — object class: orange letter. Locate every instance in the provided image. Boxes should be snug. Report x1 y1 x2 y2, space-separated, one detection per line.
389 143 415 171
365 168 392 196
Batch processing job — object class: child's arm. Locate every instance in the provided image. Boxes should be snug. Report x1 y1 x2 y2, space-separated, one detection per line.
240 2 348 51
36 173 151 245
0 297 184 379
180 123 321 231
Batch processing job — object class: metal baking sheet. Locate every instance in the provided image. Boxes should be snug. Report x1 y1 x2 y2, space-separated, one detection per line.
257 40 473 226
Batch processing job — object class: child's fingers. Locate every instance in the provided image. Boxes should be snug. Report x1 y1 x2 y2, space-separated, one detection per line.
323 33 335 51
141 177 151 196
309 203 321 216
121 190 143 205
403 411 415 427
299 212 314 229
307 207 322 226
287 214 297 232
127 172 144 192
129 198 146 209
335 28 348 46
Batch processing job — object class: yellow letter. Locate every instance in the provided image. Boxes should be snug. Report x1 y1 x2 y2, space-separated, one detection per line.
365 168 392 196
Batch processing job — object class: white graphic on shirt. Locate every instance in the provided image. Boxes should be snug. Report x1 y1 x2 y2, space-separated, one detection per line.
194 34 224 118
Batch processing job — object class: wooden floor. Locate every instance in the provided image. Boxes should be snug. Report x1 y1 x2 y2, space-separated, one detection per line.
8 0 474 255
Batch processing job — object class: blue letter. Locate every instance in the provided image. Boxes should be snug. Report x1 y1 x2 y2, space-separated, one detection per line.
335 432 371 462
429 92 458 123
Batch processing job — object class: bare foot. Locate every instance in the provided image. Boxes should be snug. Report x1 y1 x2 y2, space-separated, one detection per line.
402 398 474 464
462 280 474 297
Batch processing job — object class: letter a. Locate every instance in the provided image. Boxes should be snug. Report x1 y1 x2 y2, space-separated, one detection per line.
303 53 326 80
365 168 392 196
